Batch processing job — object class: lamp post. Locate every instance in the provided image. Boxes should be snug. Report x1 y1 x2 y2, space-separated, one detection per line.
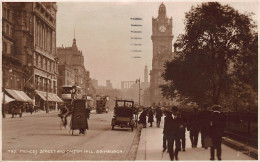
136 78 142 106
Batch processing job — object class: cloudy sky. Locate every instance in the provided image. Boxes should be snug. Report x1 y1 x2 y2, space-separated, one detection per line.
56 0 258 88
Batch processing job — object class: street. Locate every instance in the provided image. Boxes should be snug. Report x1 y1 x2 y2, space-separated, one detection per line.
2 111 139 161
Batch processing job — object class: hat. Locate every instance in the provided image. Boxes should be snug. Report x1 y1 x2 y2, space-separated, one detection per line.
212 105 221 111
172 106 178 112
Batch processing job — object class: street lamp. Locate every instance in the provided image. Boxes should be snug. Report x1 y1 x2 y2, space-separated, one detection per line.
136 78 142 106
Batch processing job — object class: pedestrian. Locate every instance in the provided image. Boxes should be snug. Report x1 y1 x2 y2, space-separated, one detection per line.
29 103 34 114
209 105 226 160
138 108 147 128
148 108 154 127
59 105 69 128
79 106 90 134
155 107 163 127
188 107 199 148
199 103 211 149
163 106 181 161
178 109 187 151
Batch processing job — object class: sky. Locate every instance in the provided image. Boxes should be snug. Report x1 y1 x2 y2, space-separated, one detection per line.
56 0 259 88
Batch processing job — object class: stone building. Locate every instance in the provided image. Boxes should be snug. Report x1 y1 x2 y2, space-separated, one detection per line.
57 38 91 96
57 64 75 96
2 2 25 92
106 80 113 89
150 3 175 106
2 2 61 112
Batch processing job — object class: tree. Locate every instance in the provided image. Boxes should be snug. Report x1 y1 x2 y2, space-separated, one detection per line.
161 2 257 106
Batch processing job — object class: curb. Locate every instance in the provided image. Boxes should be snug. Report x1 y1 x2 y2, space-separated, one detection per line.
135 124 146 160
125 124 143 160
4 110 59 119
222 137 258 160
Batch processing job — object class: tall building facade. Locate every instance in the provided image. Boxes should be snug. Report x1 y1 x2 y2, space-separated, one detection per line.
2 3 24 91
150 3 174 106
144 65 148 83
2 2 61 111
57 38 90 96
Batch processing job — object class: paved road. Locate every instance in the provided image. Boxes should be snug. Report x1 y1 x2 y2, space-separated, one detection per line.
2 111 139 161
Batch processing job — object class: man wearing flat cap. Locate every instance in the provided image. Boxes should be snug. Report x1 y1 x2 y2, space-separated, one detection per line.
209 105 226 160
163 106 181 161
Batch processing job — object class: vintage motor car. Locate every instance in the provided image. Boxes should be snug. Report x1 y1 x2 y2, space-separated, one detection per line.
111 99 135 131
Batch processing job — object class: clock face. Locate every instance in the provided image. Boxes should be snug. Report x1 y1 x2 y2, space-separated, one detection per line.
159 25 166 32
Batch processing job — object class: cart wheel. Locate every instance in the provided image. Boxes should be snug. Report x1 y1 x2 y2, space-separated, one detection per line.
112 125 114 130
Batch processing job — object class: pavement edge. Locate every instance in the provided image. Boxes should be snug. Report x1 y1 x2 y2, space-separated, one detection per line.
222 137 258 160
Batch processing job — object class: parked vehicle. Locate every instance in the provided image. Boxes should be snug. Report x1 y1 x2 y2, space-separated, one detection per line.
111 99 135 131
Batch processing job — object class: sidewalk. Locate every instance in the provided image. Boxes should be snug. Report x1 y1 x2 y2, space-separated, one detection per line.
4 110 59 119
136 119 255 161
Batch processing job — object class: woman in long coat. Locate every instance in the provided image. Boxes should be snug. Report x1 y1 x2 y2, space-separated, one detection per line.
148 108 154 127
139 109 147 128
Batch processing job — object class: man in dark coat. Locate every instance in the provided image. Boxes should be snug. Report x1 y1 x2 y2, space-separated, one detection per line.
188 107 200 148
177 109 187 151
163 106 181 161
155 107 163 127
199 104 211 149
139 109 147 128
148 108 154 127
209 105 226 160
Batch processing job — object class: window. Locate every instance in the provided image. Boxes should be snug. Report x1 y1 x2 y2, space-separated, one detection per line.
43 57 46 70
6 24 9 35
35 75 38 90
53 62 55 72
40 56 43 69
50 61 52 72
46 59 49 71
10 44 13 54
2 22 5 33
3 42 7 52
35 54 38 67
7 9 10 20
10 27 13 36
3 8 6 18
53 81 56 93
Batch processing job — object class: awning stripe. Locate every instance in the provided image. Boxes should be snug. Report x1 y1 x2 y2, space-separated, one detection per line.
5 89 32 102
6 89 25 101
35 91 63 102
54 94 63 102
36 90 47 101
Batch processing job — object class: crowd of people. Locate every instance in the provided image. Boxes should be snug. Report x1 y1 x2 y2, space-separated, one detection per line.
138 104 226 161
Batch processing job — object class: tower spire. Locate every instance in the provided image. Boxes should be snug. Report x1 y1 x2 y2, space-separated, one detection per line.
74 27 75 39
72 28 77 50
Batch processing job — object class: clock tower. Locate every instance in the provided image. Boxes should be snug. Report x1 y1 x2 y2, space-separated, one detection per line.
150 3 174 106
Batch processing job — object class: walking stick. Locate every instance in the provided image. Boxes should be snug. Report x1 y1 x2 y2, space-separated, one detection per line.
161 149 165 159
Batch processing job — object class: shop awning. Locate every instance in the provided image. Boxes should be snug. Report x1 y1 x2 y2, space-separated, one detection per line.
52 94 63 102
35 91 63 102
3 93 15 104
5 89 33 102
35 90 47 101
47 93 56 102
